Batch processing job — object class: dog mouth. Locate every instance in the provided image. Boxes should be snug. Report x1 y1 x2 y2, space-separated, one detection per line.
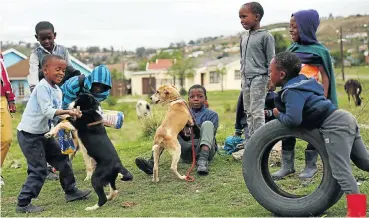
155 100 160 104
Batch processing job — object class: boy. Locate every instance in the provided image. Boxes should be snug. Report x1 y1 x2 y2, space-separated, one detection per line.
0 54 16 186
239 2 275 138
61 64 112 109
270 51 367 217
135 84 219 175
16 54 90 213
272 9 338 179
28 21 80 92
28 21 80 180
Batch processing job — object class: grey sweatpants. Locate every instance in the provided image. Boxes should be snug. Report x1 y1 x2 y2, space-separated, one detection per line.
178 121 216 162
242 75 268 136
320 109 369 194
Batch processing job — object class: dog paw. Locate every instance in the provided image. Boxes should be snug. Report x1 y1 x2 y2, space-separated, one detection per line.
179 175 186 180
85 204 99 211
152 177 159 183
121 172 133 181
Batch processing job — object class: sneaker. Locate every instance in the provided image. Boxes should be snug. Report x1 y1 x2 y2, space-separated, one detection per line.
135 157 154 175
16 204 44 213
65 189 91 202
197 157 209 176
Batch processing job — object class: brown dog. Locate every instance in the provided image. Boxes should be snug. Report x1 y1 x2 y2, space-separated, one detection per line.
150 85 194 182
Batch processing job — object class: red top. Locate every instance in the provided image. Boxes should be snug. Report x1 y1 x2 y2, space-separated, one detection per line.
0 54 15 102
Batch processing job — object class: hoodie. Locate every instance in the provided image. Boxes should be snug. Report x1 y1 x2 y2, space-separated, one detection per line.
240 29 275 79
1 54 15 102
61 65 112 109
274 74 336 129
286 9 338 107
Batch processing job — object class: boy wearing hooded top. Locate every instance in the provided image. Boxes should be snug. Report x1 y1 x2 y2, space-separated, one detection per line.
239 2 275 139
271 51 367 217
271 9 338 180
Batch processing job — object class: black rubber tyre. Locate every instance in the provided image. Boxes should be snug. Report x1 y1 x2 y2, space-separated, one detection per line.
242 120 343 217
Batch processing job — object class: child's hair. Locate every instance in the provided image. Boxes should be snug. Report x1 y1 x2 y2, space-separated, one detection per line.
35 21 54 34
42 54 64 67
243 2 264 21
274 52 302 81
188 84 207 98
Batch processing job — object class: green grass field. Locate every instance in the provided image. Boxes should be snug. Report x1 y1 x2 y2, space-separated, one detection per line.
1 67 369 217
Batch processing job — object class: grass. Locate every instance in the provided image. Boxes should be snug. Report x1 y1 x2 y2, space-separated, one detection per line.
1 69 369 217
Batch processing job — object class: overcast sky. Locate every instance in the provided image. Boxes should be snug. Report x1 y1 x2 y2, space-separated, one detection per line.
1 0 368 51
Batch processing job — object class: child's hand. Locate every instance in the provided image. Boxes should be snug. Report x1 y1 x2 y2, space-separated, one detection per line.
273 108 280 117
68 109 82 118
8 101 16 113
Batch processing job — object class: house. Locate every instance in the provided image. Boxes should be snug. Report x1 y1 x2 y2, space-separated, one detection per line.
131 59 178 95
191 56 241 91
2 48 92 102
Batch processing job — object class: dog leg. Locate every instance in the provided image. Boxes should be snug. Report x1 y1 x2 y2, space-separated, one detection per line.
44 125 60 138
86 173 107 211
85 204 99 211
168 142 186 180
152 144 161 183
106 184 118 201
79 142 96 181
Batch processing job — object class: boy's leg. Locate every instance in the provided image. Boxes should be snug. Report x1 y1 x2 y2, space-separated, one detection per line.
349 118 369 172
242 78 253 136
179 136 199 163
1 96 12 168
321 110 359 194
271 138 296 179
44 138 91 201
196 121 216 175
16 131 47 212
248 75 268 135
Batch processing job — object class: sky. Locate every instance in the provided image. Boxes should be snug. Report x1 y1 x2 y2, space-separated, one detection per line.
1 0 369 51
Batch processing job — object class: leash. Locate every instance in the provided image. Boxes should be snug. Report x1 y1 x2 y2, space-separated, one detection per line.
87 120 104 127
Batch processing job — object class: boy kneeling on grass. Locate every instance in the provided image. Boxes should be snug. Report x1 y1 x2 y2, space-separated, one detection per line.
16 54 91 213
270 51 368 217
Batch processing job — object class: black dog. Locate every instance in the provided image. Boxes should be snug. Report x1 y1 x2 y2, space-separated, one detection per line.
344 79 363 106
73 93 133 211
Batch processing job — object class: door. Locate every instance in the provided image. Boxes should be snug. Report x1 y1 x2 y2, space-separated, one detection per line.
142 77 156 95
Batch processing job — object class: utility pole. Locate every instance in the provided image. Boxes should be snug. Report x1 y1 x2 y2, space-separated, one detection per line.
339 26 345 81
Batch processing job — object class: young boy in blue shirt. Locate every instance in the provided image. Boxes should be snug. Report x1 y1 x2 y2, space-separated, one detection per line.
135 84 219 176
270 51 368 217
16 54 91 213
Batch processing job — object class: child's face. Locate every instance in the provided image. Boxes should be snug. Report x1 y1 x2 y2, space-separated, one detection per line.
239 5 258 31
35 29 56 51
188 88 206 109
91 83 110 94
289 16 300 42
269 58 286 87
43 58 67 85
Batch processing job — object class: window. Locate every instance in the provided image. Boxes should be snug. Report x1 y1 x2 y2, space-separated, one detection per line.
18 82 24 96
234 70 241 80
209 71 220 84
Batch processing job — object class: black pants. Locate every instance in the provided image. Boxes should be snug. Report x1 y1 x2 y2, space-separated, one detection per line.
17 130 77 206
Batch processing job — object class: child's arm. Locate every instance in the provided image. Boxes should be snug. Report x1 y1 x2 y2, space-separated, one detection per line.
274 90 305 126
264 33 276 75
60 76 81 109
28 51 40 92
319 66 329 98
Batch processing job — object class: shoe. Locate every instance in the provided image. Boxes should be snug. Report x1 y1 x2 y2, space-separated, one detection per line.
271 150 296 179
299 150 318 179
16 204 44 213
346 194 366 217
197 157 209 176
135 157 154 175
65 189 91 202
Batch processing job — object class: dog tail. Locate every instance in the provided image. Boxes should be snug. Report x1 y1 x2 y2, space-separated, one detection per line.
116 164 133 181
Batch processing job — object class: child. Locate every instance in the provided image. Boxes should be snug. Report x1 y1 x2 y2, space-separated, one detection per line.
135 84 219 175
271 51 367 217
60 64 112 109
28 21 80 92
272 9 338 179
239 2 275 138
0 54 16 186
28 21 80 180
16 54 90 213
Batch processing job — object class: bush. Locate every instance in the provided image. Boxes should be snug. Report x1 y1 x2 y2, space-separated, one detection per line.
180 88 187 96
105 96 117 107
139 108 165 139
223 103 236 113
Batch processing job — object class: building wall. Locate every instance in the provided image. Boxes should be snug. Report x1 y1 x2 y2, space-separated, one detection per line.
10 80 31 102
3 52 24 67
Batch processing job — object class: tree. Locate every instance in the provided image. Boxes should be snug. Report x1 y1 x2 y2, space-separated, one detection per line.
188 40 195 45
168 58 195 94
216 66 227 92
87 46 100 53
71 45 78 53
136 47 146 58
272 32 290 54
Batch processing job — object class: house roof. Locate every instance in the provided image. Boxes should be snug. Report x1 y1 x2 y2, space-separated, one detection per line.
147 59 173 70
2 48 28 59
70 55 93 72
7 59 29 79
